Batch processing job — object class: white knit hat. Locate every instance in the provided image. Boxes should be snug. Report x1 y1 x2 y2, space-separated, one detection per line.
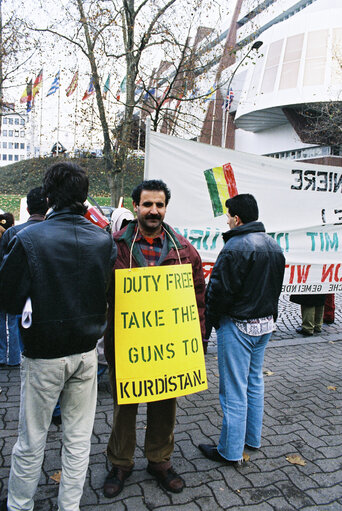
110 207 134 233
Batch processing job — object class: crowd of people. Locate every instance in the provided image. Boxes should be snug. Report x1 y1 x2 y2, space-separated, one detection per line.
0 159 333 510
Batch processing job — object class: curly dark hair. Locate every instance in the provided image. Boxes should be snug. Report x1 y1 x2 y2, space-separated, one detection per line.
42 162 88 214
27 187 49 216
0 212 15 230
131 179 171 205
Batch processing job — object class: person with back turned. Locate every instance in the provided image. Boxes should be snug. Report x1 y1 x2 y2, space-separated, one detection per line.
199 194 285 466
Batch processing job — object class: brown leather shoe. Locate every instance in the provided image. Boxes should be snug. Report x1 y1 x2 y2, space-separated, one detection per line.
147 462 185 493
103 465 133 498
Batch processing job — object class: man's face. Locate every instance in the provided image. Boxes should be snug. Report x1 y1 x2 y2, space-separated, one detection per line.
133 189 167 236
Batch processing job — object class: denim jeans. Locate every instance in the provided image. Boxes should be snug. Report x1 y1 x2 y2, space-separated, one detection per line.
7 349 97 511
217 316 271 461
0 312 22 366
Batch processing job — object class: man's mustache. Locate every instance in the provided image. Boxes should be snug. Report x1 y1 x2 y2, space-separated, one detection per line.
145 214 161 220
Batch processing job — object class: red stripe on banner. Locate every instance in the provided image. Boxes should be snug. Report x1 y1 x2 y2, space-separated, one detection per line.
223 163 238 198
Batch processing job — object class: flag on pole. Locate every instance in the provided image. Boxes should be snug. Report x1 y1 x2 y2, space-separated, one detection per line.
223 88 234 111
32 69 43 100
20 82 31 104
204 84 216 102
26 80 33 112
66 71 79 97
134 79 143 97
119 76 126 93
103 74 110 99
82 76 94 101
46 71 60 97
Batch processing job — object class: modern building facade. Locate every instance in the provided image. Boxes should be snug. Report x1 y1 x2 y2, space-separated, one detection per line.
200 0 342 167
0 105 28 167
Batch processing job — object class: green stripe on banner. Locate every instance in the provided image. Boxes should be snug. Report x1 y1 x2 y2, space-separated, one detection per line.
204 168 223 217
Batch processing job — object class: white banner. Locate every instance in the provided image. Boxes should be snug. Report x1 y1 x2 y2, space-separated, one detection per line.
145 132 342 294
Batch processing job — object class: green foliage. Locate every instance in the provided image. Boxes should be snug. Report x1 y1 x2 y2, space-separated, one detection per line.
0 156 144 198
0 195 21 218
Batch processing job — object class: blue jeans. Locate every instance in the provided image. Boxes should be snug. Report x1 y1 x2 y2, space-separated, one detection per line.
217 316 271 461
0 312 22 366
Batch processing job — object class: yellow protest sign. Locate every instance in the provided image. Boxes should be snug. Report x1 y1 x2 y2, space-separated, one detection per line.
115 264 207 404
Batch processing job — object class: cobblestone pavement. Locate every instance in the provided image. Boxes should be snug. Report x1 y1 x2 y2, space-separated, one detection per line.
0 295 341 510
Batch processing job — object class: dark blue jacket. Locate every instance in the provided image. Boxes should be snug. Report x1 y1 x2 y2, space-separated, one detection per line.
0 208 117 358
206 221 285 332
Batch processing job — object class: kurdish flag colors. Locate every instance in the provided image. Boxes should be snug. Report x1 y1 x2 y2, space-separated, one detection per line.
204 163 238 217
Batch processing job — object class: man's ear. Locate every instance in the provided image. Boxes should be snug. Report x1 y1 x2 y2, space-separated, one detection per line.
235 215 243 226
133 201 138 213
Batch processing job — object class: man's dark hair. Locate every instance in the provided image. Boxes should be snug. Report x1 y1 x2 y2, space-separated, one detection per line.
27 187 49 216
0 212 14 230
131 179 171 206
225 194 259 224
42 162 89 214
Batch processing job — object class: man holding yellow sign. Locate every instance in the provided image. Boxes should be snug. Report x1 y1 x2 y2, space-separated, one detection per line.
103 180 206 498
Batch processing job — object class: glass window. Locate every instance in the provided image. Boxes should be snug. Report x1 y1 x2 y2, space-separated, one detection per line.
279 34 304 89
2 142 7 148
20 155 25 160
261 39 283 93
8 142 13 149
9 118 13 125
14 155 19 161
2 154 7 160
20 131 24 137
3 130 7 136
20 119 25 125
15 118 19 125
3 118 7 124
14 130 19 137
303 30 328 86
9 130 13 137
20 143 25 149
8 154 13 161
14 142 19 149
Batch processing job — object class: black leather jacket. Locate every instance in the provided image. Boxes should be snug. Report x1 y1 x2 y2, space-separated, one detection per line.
205 221 285 333
0 208 117 358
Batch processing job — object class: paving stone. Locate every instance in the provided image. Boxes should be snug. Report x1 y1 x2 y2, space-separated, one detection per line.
0 295 341 509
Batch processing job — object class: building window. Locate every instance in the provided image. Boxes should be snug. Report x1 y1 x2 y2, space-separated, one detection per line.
9 118 13 125
261 39 283 93
303 30 328 86
20 143 25 149
20 155 25 160
20 131 24 137
15 118 19 125
8 154 13 161
9 130 13 137
20 119 25 125
14 142 19 149
8 142 13 149
3 130 7 136
14 130 19 137
3 118 7 125
279 33 304 89
2 142 7 148
14 155 19 161
2 154 7 160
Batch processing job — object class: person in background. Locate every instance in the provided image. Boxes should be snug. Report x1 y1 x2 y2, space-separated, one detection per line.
199 194 285 465
103 180 206 498
323 294 335 325
97 207 135 381
290 293 327 336
0 212 20 367
0 162 116 511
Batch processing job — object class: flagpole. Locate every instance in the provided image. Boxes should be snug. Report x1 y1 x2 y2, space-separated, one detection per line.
210 101 215 145
73 70 79 157
56 70 61 157
39 74 43 156
144 116 151 179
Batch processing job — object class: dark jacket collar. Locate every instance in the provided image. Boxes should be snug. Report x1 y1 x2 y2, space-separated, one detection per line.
222 221 265 243
46 207 82 220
